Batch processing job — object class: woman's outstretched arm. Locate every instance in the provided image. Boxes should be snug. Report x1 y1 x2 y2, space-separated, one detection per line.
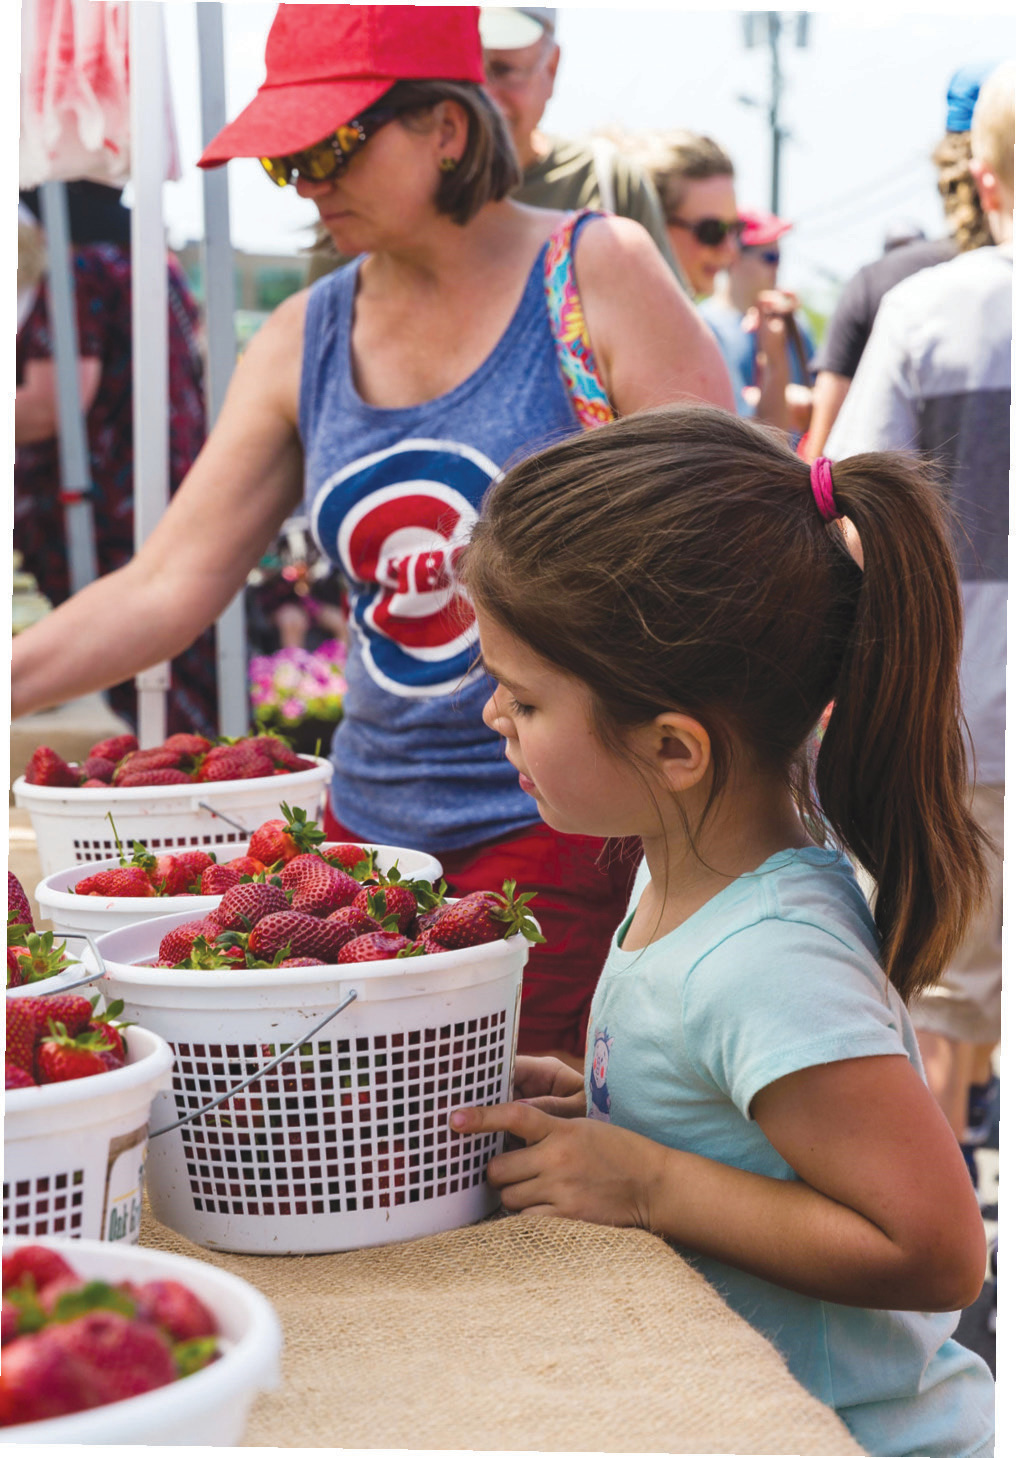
12 291 309 719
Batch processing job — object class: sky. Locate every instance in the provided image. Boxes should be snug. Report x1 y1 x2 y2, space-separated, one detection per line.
158 1 1016 316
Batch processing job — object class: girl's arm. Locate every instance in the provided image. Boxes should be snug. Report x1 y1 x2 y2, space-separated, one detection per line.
11 290 309 719
451 1052 985 1312
574 216 736 417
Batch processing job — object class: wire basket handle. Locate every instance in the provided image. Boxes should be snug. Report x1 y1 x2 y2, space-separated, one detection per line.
25 932 108 995
148 988 359 1139
196 802 250 835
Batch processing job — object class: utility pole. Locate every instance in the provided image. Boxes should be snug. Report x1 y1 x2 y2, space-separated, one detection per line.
739 12 810 215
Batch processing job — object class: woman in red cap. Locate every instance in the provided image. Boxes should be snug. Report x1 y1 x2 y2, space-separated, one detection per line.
11 4 732 1063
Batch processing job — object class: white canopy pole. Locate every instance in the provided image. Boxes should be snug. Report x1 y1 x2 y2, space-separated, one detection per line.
129 0 170 746
37 181 99 596
197 0 249 738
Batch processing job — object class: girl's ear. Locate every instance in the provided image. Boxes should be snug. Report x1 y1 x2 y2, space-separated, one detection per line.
650 713 712 792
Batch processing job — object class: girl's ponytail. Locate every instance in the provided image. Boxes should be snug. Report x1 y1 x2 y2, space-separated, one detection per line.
813 453 991 1002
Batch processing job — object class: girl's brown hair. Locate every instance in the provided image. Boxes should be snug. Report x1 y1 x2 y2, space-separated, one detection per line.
460 405 989 1003
933 130 992 251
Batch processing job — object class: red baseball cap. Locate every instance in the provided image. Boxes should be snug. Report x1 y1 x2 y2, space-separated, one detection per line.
199 4 485 167
738 209 793 248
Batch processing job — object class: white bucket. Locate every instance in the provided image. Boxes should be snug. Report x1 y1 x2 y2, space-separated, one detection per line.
0 1235 282 1446
95 911 527 1256
13 757 333 877
35 840 444 938
3 1026 174 1244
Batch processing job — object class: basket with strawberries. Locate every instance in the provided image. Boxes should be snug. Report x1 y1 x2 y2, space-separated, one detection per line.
92 817 543 1254
0 1238 281 1443
14 732 333 880
34 806 445 941
21 731 320 790
5 993 130 1093
0 1243 221 1427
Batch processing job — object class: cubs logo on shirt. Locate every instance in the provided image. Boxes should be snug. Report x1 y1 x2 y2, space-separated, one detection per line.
311 439 500 698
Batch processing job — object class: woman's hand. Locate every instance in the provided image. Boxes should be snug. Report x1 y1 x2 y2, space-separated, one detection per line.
512 1055 587 1117
450 1101 663 1227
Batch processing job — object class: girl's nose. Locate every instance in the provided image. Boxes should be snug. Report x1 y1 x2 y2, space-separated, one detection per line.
482 691 513 738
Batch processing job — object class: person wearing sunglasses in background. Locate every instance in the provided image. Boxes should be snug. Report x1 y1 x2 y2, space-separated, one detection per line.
699 210 815 439
10 3 732 1068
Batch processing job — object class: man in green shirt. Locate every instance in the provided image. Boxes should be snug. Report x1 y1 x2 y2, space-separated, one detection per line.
479 7 689 290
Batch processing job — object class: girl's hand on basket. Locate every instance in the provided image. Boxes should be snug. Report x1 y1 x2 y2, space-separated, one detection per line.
450 1103 663 1228
512 1056 587 1117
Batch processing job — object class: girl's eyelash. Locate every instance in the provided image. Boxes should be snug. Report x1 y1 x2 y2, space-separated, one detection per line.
509 696 534 717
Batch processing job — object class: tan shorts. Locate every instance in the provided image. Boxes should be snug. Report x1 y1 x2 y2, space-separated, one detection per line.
909 782 1003 1046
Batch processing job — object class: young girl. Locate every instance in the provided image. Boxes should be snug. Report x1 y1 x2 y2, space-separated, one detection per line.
450 404 995 1458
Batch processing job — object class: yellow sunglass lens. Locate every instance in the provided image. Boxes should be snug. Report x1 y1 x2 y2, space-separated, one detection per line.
300 146 339 181
259 157 290 186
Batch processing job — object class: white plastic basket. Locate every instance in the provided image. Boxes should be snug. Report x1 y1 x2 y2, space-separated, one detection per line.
5 950 100 1000
3 1026 174 1244
95 910 527 1256
36 841 444 937
0 1235 281 1445
13 756 333 877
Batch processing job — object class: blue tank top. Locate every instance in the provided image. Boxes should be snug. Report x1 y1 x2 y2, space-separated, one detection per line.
299 233 584 853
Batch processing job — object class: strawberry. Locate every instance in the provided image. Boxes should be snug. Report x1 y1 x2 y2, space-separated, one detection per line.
247 910 350 962
321 843 377 877
157 918 221 966
81 755 116 782
47 1309 176 1405
73 866 154 898
112 749 183 783
127 1281 217 1343
81 778 111 788
33 994 95 1037
155 855 200 897
411 933 448 956
0 1329 98 1424
36 1026 117 1084
178 936 248 971
8 874 35 932
337 931 414 963
283 857 360 916
427 880 545 951
6 949 26 989
2 1247 77 1296
252 734 307 770
280 956 328 966
24 746 79 788
161 733 212 757
194 742 274 783
5 1001 38 1072
211 882 290 933
5 1063 36 1090
353 883 418 935
248 803 325 866
171 849 215 884
116 768 193 787
222 854 266 878
324 904 383 946
87 1004 129 1067
87 733 138 764
199 863 242 897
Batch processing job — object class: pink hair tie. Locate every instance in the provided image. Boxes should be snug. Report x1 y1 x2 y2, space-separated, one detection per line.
810 456 839 522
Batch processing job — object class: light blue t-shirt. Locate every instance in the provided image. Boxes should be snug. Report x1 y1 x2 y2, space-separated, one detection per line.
586 847 994 1458
698 295 814 418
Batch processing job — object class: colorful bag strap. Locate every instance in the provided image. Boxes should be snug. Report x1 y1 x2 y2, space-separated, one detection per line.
543 209 614 430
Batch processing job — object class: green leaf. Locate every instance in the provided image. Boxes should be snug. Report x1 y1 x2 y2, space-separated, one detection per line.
173 1336 220 1378
50 1280 136 1324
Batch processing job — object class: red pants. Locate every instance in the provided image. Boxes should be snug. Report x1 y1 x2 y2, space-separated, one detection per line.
323 805 638 1059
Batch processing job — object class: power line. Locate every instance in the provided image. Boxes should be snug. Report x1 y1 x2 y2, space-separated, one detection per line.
792 151 931 230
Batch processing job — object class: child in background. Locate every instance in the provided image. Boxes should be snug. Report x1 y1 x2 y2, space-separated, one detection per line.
450 405 994 1458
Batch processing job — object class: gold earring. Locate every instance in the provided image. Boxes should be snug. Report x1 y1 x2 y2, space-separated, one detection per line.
439 155 459 173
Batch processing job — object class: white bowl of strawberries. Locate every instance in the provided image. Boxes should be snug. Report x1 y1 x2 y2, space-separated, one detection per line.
35 807 444 940
0 1237 281 1444
8 871 93 998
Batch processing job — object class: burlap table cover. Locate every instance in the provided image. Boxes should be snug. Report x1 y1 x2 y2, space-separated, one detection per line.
140 1204 865 1454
